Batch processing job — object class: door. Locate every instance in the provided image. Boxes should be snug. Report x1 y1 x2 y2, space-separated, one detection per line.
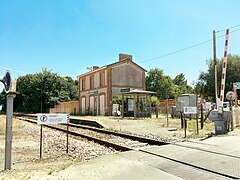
90 96 95 114
100 95 105 115
81 97 86 114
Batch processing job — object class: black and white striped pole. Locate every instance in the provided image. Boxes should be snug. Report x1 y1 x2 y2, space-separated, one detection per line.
0 70 16 170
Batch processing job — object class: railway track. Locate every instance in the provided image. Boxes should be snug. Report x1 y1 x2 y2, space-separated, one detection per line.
15 114 168 151
14 114 239 156
14 114 240 179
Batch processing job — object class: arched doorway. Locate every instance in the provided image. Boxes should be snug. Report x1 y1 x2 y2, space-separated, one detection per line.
100 94 105 115
81 97 86 114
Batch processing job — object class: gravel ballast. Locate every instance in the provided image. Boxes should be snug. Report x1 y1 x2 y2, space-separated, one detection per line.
0 115 116 179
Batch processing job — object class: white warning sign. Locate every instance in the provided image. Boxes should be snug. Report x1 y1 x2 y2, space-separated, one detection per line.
37 114 68 125
183 107 197 114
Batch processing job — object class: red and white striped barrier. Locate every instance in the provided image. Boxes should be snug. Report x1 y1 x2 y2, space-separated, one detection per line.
218 28 230 114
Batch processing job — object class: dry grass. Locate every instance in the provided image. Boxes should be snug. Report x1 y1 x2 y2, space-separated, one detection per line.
0 115 81 179
0 116 5 136
74 113 215 139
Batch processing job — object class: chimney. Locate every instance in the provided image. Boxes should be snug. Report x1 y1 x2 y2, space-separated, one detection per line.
119 53 132 61
92 66 99 71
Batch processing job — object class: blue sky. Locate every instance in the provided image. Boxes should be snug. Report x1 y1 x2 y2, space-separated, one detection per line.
0 0 240 91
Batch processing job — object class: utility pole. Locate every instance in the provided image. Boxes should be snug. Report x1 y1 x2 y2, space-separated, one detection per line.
213 30 218 104
96 88 99 116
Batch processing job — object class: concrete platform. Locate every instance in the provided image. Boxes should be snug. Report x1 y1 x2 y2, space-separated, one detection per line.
53 135 240 179
70 118 104 128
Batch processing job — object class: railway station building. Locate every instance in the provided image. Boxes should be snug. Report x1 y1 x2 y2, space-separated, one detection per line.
78 53 146 115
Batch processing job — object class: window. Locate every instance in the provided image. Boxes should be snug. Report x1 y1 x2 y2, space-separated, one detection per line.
90 76 94 89
100 72 105 87
82 78 85 90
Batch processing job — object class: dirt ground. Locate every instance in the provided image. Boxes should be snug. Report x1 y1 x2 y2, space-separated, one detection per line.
75 114 215 140
0 115 115 180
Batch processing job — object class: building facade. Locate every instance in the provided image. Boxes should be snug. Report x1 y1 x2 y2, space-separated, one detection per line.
78 53 146 115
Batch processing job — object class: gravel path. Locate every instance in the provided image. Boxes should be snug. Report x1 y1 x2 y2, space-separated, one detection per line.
0 115 116 179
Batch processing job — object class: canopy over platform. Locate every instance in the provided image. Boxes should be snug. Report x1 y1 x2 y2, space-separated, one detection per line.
121 89 156 95
121 89 156 119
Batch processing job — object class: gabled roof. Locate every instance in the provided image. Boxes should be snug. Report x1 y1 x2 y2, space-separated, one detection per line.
122 89 156 95
77 66 107 78
107 59 147 72
78 59 146 78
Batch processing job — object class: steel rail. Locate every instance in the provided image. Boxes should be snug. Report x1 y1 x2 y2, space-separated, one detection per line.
17 117 131 151
16 114 239 159
16 114 239 179
14 114 169 146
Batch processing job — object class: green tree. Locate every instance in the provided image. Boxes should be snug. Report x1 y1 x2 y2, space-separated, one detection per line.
146 68 175 99
173 73 187 86
151 96 160 106
14 69 78 113
194 54 240 101
146 68 193 99
173 73 193 96
112 95 122 104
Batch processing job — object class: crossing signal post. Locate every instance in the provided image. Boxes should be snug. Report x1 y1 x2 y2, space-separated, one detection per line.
0 71 17 170
218 28 229 114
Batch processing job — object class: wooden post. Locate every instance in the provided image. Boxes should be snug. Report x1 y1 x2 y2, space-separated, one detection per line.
166 98 169 127
213 30 218 101
122 94 124 118
180 112 184 129
156 106 158 118
137 96 140 117
134 94 136 119
230 101 234 131
66 113 70 153
196 114 199 134
66 123 69 153
96 88 99 116
200 104 204 129
184 115 187 138
40 125 43 159
149 95 152 118
234 88 238 107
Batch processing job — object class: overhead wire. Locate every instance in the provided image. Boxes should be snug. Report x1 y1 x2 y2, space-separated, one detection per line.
138 25 240 64
1 25 240 76
216 24 240 33
0 66 27 75
162 63 204 70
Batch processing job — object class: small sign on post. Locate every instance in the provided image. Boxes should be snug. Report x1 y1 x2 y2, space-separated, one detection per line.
233 82 240 89
66 114 70 154
183 107 197 114
37 114 68 158
183 106 198 135
37 114 68 125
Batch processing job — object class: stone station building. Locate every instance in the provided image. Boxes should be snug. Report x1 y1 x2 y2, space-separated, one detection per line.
78 53 146 115
51 53 147 115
